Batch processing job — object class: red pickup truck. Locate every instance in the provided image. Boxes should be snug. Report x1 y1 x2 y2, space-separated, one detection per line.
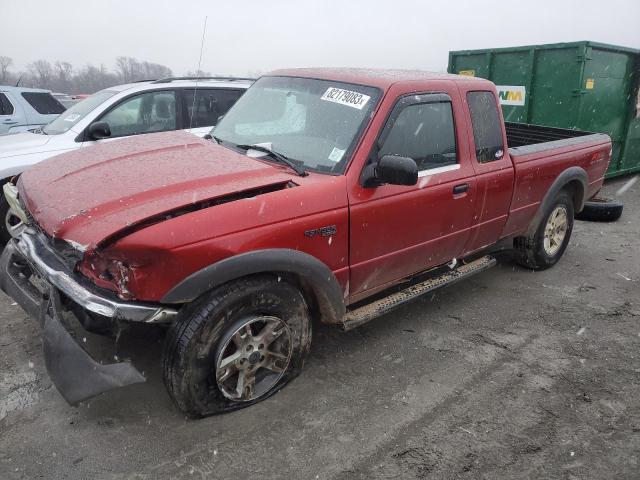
0 69 611 417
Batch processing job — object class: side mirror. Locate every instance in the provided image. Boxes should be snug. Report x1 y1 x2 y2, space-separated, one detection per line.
361 155 418 188
87 121 111 140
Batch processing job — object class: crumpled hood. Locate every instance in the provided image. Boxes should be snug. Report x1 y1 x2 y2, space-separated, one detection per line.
0 132 52 157
19 131 293 248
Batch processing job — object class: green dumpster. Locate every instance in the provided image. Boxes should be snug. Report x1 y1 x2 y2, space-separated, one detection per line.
448 41 640 177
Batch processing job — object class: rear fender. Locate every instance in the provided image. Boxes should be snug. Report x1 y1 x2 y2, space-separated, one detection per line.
161 249 346 324
526 166 587 237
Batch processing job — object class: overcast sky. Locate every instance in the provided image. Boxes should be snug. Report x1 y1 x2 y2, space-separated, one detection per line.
2 0 639 76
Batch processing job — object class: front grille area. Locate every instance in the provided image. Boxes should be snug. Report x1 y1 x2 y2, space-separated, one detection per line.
29 227 83 273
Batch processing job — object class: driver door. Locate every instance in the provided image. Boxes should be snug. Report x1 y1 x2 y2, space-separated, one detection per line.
348 88 478 301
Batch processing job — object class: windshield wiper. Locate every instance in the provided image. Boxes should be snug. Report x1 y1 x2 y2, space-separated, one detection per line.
204 133 221 144
236 144 308 177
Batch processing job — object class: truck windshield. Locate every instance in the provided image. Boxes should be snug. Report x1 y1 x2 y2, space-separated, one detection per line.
43 90 117 135
213 76 380 174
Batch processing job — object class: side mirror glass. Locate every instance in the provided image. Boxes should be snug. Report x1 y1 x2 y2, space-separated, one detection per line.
362 155 418 188
88 121 111 140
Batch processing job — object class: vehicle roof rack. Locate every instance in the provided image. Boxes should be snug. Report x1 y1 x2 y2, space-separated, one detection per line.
152 76 256 84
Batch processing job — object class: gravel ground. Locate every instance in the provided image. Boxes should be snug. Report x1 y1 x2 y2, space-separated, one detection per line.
0 177 638 480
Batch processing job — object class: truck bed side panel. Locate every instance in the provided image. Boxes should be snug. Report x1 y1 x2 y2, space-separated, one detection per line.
501 134 611 237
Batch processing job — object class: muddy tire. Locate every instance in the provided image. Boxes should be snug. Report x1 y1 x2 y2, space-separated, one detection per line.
515 190 574 271
575 196 623 222
162 275 311 417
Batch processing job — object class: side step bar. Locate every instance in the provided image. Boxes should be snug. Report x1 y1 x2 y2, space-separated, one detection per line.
342 256 496 331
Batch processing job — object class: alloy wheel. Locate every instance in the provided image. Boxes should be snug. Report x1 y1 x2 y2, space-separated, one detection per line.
215 315 292 402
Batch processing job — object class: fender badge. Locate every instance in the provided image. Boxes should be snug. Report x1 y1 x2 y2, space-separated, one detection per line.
304 225 337 238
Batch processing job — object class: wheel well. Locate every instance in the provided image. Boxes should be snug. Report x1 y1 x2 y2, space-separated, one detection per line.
161 248 346 323
562 179 585 212
278 272 324 324
212 271 335 326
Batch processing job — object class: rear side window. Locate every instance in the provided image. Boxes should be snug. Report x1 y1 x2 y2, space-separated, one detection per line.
0 93 14 115
21 92 66 115
181 88 244 128
467 91 504 162
379 101 457 171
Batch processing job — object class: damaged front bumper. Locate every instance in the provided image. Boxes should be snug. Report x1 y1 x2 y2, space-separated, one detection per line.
0 230 178 404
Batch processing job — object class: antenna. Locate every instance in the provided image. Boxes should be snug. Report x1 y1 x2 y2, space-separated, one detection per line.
189 16 208 131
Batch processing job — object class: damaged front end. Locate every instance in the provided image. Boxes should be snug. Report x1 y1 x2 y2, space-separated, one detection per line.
0 227 178 404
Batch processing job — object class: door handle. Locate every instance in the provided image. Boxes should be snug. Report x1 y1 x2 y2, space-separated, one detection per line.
453 183 469 195
3 119 18 124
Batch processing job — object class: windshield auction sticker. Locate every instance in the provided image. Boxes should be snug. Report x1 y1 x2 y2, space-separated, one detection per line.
328 147 345 162
321 87 370 110
63 113 81 122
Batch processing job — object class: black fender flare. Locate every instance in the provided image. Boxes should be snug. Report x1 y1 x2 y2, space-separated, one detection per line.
526 166 587 237
161 249 346 324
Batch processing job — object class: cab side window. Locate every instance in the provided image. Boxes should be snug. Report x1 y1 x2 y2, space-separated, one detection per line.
467 91 504 162
101 91 176 138
379 101 457 172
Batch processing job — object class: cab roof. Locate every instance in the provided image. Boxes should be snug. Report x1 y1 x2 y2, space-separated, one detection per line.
266 68 492 91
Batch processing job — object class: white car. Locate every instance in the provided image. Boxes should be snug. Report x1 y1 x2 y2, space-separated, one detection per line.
0 77 252 241
0 86 67 134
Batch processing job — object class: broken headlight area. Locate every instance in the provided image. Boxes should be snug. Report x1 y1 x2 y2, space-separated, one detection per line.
79 252 145 301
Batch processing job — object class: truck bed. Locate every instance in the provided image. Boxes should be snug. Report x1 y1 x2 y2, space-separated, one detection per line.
501 122 611 238
505 122 592 148
506 122 610 162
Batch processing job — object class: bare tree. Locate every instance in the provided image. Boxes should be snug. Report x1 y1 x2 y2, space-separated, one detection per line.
141 61 172 80
185 69 212 77
53 61 73 92
0 56 13 84
7 56 176 93
116 57 173 82
115 56 141 83
28 59 54 89
74 63 118 93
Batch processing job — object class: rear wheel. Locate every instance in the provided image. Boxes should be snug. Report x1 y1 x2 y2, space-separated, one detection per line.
162 275 311 417
515 190 574 270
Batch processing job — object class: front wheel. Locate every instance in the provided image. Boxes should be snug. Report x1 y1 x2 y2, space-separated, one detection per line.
515 190 574 270
162 275 311 417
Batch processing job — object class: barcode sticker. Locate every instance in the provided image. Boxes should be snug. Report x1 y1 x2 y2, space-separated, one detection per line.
321 87 370 110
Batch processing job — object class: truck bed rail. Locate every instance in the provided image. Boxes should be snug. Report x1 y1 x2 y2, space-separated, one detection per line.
505 122 592 148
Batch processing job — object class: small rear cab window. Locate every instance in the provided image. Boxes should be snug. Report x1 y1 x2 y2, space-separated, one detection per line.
467 91 504 162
